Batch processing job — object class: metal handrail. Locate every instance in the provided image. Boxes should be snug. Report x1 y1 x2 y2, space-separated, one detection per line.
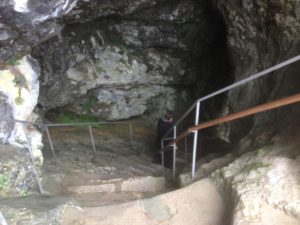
160 55 300 180
44 121 133 127
162 55 300 139
164 93 300 149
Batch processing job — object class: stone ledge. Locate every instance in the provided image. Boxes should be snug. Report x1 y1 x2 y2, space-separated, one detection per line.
68 176 166 194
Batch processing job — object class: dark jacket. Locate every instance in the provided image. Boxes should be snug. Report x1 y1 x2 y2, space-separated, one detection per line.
155 116 173 150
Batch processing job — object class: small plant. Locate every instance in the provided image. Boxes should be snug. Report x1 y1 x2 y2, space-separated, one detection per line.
15 96 24 105
13 75 27 106
0 174 10 190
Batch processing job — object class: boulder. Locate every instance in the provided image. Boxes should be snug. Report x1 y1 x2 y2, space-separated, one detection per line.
210 132 300 224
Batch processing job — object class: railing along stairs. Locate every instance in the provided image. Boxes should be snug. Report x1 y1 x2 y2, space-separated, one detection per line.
1 55 300 194
160 55 300 181
0 119 134 194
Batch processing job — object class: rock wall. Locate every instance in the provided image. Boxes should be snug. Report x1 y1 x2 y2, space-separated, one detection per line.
29 0 229 121
212 0 300 142
0 0 76 60
0 0 234 122
31 23 192 120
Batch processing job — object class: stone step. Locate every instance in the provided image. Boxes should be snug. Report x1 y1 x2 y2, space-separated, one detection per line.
68 176 166 194
109 158 161 178
116 156 164 175
129 155 165 171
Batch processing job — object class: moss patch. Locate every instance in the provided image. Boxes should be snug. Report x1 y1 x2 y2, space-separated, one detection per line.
0 174 10 190
241 161 270 174
55 112 102 128
15 96 24 105
82 96 98 113
5 57 20 66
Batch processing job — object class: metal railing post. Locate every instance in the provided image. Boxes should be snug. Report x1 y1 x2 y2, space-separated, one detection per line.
192 101 201 179
129 123 133 144
88 125 96 153
0 211 8 225
173 125 177 181
161 139 164 167
184 136 187 164
45 125 56 159
22 123 45 194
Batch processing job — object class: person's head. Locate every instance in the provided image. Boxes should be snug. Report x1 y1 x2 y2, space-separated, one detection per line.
165 111 173 123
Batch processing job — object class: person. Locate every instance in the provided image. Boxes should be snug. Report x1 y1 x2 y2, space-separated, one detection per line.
155 111 174 168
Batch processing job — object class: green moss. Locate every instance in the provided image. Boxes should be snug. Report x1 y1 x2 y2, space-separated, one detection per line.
82 96 98 113
13 74 28 106
15 96 24 105
56 112 102 128
5 57 20 66
241 161 270 174
16 138 26 145
20 190 30 197
96 66 105 74
12 78 21 86
0 174 10 190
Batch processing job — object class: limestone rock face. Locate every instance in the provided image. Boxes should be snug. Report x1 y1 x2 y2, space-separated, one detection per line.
211 133 300 224
0 55 43 165
212 0 300 141
30 0 215 120
0 0 232 121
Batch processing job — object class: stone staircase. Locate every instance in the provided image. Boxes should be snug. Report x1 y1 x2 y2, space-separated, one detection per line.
65 155 167 195
41 133 170 206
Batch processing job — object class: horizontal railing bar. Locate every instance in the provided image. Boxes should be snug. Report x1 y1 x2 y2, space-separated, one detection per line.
45 121 131 127
0 119 132 127
199 55 300 102
162 137 174 141
163 93 300 151
14 119 38 125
